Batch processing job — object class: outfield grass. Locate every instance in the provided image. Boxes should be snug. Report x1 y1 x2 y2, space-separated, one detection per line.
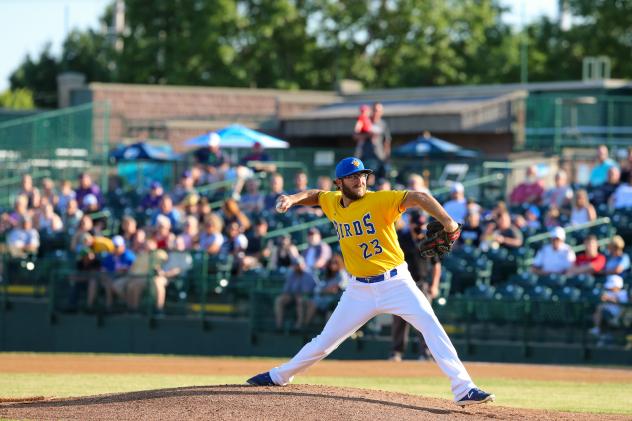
3 373 630 415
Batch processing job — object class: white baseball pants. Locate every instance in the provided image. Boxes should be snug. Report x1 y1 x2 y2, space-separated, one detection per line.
269 262 476 400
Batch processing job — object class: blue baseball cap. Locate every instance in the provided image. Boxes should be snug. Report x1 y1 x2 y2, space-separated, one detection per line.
335 157 373 179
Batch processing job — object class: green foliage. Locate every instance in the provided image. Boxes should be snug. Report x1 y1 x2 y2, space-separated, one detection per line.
7 0 632 107
0 88 35 109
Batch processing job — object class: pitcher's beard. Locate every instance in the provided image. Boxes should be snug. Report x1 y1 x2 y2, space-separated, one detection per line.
341 184 365 201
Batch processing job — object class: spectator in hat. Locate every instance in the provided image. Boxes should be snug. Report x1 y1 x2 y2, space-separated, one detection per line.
601 235 630 277
75 173 103 211
590 274 629 336
140 181 164 212
443 182 468 224
274 256 317 331
103 235 136 307
303 227 332 272
510 165 544 206
523 205 542 231
589 145 618 187
567 235 606 276
531 227 576 275
194 132 230 184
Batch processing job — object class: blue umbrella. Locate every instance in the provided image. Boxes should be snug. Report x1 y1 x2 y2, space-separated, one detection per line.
392 135 480 159
109 142 181 162
184 124 289 149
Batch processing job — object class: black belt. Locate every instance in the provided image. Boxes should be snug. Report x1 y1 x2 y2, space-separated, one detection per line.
355 268 398 284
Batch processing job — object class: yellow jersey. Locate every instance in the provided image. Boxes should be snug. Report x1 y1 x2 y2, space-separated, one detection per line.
318 190 408 277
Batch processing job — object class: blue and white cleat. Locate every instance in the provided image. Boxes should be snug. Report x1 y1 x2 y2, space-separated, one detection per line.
455 388 495 406
246 371 277 386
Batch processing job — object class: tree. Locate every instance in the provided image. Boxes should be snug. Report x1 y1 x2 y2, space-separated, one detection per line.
9 44 60 108
0 88 35 110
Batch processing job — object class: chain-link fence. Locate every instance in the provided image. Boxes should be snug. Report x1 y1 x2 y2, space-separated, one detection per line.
0 102 111 209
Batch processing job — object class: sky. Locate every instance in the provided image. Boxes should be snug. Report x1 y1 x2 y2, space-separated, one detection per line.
0 0 558 92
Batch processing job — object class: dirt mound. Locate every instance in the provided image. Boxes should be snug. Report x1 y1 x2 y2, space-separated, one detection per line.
0 384 626 421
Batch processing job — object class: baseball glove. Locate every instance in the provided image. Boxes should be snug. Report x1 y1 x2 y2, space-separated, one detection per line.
418 221 462 258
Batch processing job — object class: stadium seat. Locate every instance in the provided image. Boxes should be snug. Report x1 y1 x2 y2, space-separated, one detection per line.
493 283 524 301
552 286 582 302
509 271 538 288
464 283 495 299
523 285 553 301
538 273 566 289
565 273 595 290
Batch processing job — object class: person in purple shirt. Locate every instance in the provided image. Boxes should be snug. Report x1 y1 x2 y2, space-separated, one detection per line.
75 173 104 211
140 181 164 212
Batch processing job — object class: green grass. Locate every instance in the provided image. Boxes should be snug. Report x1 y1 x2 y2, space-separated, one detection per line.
3 373 631 415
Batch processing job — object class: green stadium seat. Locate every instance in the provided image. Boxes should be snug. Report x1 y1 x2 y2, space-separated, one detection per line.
493 283 524 301
464 283 495 299
552 286 582 302
538 273 566 289
566 273 595 290
523 285 553 301
509 271 538 288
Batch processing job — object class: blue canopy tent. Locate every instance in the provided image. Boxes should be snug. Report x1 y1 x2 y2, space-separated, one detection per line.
109 142 181 162
392 135 481 159
184 124 289 149
109 142 181 189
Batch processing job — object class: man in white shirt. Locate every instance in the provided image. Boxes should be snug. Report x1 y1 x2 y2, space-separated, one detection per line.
531 227 576 275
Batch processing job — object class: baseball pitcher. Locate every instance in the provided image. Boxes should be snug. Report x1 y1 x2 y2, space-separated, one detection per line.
247 157 494 406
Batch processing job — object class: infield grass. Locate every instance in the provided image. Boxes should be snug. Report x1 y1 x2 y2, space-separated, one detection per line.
3 372 630 415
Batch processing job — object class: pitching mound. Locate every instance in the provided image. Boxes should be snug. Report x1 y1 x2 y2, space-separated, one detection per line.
0 384 625 421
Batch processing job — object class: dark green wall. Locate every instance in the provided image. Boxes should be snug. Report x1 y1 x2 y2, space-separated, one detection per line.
1 300 630 365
